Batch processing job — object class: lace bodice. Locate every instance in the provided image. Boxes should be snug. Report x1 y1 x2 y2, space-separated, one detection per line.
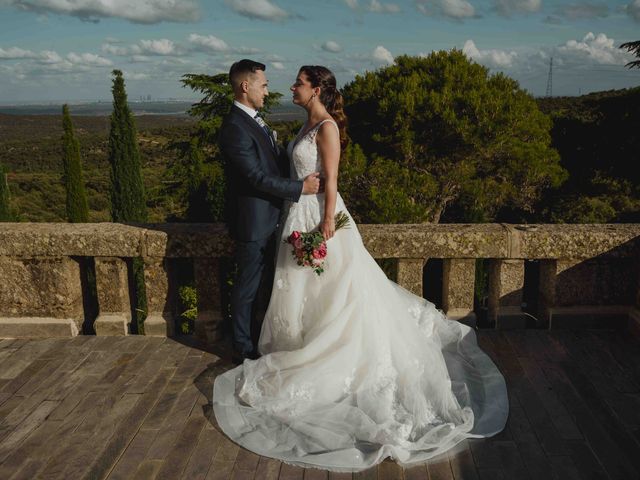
287 119 339 180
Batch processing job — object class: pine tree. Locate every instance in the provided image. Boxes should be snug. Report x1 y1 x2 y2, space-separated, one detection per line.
620 41 640 69
62 104 89 222
0 163 14 222
108 69 148 334
108 69 148 223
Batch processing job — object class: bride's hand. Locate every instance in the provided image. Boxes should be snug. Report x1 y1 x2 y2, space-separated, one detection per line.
321 217 335 241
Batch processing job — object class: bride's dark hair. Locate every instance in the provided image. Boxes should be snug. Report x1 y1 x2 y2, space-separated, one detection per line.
299 65 349 149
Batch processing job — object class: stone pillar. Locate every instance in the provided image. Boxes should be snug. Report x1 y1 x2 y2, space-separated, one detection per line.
442 258 476 326
143 257 175 337
397 258 424 297
538 259 557 328
194 257 224 343
631 257 640 338
488 259 527 328
0 257 82 337
93 257 130 335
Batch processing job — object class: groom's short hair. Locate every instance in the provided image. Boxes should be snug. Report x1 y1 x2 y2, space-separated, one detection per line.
229 59 266 90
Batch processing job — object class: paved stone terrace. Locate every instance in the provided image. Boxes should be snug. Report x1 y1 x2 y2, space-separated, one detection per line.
0 329 639 479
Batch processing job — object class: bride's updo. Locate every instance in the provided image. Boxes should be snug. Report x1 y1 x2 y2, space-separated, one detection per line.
299 65 348 149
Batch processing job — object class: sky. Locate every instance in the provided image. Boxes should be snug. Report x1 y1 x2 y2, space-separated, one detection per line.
0 0 638 103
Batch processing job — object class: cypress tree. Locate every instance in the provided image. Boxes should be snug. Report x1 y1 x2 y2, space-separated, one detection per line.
0 163 14 221
108 69 148 334
108 69 148 222
62 104 89 222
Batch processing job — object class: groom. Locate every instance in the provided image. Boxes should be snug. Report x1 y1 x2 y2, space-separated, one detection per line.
220 59 321 362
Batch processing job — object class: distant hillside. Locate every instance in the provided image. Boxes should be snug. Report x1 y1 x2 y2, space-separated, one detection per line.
0 101 306 121
534 86 640 223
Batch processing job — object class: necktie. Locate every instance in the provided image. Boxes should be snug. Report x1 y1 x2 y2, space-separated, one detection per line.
254 113 275 148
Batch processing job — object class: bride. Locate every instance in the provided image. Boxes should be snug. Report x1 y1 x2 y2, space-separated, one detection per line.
213 65 508 472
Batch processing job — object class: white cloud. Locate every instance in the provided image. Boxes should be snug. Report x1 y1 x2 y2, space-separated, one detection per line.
6 0 200 24
188 34 230 53
368 0 400 13
494 0 542 16
123 71 150 80
322 41 343 53
139 39 177 56
463 40 517 68
625 0 640 22
38 50 63 64
101 43 129 56
187 33 259 55
557 3 608 20
345 0 400 12
66 52 112 66
461 32 632 74
0 46 37 59
224 0 289 21
557 32 630 65
102 39 183 57
372 45 394 64
416 0 475 19
271 61 285 70
131 55 152 63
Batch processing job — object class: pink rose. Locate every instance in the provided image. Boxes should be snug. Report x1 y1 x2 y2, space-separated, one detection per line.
288 231 301 243
312 257 323 266
294 237 303 250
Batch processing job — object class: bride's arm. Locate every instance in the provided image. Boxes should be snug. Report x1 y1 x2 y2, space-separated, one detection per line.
316 122 341 241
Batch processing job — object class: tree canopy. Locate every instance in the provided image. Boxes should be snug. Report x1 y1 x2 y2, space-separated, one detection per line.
108 69 147 223
62 104 89 222
537 87 640 222
620 40 640 69
0 163 15 222
341 51 567 223
164 73 282 222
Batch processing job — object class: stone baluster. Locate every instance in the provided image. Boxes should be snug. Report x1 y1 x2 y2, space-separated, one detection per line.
94 257 130 335
194 257 224 344
397 258 424 297
0 256 82 337
487 259 527 328
442 258 476 326
143 257 175 337
538 259 557 328
631 257 640 338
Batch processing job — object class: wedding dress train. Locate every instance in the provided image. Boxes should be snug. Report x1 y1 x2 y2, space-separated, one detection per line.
212 120 508 472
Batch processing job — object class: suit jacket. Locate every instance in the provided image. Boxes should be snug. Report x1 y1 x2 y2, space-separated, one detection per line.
220 104 303 242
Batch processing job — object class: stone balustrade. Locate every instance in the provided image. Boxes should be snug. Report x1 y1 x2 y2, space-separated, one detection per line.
1 223 639 339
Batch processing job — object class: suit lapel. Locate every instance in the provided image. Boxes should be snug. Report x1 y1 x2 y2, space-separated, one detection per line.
231 105 277 160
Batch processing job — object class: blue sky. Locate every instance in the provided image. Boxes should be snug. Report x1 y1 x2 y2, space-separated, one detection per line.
0 0 638 103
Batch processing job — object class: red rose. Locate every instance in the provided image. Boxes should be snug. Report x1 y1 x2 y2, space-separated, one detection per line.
288 231 301 243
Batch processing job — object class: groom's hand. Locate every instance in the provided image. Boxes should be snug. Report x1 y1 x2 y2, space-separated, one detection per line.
302 172 321 194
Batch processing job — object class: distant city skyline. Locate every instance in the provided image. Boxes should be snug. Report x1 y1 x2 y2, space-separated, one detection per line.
0 0 638 103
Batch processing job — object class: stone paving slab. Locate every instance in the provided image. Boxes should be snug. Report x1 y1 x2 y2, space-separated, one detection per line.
0 330 639 479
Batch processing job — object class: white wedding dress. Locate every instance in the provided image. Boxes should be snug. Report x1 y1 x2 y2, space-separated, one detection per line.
213 120 508 472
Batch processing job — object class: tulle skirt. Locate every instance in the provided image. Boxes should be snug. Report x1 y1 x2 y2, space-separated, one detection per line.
213 193 508 472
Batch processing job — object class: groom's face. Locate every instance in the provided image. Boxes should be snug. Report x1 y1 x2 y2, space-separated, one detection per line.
246 69 269 110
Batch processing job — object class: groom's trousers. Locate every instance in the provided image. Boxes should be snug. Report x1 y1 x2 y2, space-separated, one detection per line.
230 233 276 355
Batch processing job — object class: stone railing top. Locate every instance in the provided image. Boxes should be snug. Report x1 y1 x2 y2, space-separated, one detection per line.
0 222 639 260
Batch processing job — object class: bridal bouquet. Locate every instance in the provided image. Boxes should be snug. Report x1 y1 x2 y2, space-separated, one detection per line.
286 211 350 276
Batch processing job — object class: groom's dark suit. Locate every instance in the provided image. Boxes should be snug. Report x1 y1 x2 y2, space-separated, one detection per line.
220 104 303 355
